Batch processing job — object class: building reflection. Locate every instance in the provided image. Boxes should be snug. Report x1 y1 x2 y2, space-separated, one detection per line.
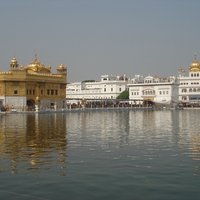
1 110 200 175
66 111 130 148
178 110 200 161
0 113 67 175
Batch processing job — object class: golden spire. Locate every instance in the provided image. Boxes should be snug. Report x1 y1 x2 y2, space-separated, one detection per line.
34 54 37 61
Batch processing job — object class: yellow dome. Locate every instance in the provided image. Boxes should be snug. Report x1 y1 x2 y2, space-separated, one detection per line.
11 57 18 65
57 63 67 73
10 57 19 69
189 53 200 72
23 54 51 73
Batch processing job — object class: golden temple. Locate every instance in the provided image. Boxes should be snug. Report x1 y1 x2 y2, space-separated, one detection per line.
0 54 67 111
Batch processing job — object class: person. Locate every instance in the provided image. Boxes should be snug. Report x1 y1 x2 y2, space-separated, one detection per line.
1 105 6 112
6 105 9 111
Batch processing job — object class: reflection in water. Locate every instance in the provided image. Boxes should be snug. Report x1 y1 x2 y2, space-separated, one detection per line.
0 110 200 176
0 113 67 175
178 110 200 161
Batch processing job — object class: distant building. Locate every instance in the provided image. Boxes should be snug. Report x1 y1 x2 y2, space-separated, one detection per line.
66 74 128 105
67 73 179 108
178 53 200 106
128 75 179 107
0 55 67 111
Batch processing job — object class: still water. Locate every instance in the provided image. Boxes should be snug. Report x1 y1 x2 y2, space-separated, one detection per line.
0 109 200 200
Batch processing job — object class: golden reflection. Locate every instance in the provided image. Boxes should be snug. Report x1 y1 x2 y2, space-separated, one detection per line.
191 132 200 160
0 113 67 174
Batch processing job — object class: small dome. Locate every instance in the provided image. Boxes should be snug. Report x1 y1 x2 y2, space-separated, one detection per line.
11 57 18 65
57 63 67 73
189 53 200 72
119 75 128 81
10 57 19 69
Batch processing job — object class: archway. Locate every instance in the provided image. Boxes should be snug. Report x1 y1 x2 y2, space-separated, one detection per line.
27 99 35 111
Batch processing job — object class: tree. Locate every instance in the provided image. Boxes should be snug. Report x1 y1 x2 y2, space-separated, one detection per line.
116 90 129 99
82 80 96 82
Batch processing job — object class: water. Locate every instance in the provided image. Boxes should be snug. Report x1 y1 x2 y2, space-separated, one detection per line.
0 110 200 200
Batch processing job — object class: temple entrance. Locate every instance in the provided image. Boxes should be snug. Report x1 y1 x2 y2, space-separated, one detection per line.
143 99 154 107
27 99 35 111
0 100 6 111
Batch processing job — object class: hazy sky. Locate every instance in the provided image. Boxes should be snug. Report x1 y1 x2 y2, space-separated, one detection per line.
0 0 200 82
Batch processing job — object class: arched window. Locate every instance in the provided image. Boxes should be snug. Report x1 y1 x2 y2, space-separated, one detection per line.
182 96 187 100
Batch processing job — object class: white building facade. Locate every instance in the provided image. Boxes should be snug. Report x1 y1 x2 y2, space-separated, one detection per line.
128 75 179 107
178 54 200 106
66 75 128 105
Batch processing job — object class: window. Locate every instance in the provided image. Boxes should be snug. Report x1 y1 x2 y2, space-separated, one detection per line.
55 90 58 95
160 91 162 95
104 88 106 92
111 88 113 92
119 88 121 92
41 90 43 95
47 89 50 95
14 90 18 95
51 90 54 95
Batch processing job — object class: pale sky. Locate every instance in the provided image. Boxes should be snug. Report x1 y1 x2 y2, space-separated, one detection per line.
0 0 200 82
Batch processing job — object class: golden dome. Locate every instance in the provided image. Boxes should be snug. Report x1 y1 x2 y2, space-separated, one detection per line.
189 53 200 72
11 57 18 65
10 57 19 69
57 63 67 73
23 54 51 73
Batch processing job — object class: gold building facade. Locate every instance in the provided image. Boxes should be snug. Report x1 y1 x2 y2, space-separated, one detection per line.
0 55 67 111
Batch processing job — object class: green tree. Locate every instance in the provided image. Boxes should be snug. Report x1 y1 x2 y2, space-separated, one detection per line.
82 80 96 82
116 90 129 99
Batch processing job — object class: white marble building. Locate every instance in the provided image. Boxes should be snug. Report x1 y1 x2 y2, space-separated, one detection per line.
66 54 200 107
128 74 179 107
178 53 200 106
66 75 128 104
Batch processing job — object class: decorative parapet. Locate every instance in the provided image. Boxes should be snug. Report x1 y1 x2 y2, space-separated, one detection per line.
27 72 63 77
0 72 12 75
